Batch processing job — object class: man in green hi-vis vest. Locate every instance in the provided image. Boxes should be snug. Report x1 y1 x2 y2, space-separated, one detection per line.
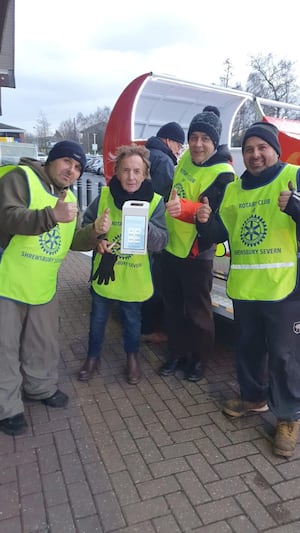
159 107 236 383
0 141 106 436
196 121 300 458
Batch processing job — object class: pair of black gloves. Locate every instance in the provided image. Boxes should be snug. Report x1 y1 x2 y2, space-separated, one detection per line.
92 253 118 285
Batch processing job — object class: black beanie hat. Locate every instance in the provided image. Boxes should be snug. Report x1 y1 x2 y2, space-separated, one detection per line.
156 122 185 145
187 108 222 147
242 122 281 156
46 141 86 175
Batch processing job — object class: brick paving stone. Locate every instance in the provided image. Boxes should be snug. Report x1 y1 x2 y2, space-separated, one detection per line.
21 491 48 532
94 490 126 531
186 453 219 483
47 503 76 533
60 452 86 484
160 441 198 459
113 428 138 455
110 470 140 505
123 453 152 483
0 466 17 484
136 436 163 463
154 409 182 432
113 397 136 418
37 444 60 474
146 422 173 447
84 461 112 494
135 404 160 426
54 429 77 455
124 415 149 439
68 480 97 519
123 496 169 525
18 461 41 496
42 471 68 507
170 427 205 444
214 457 254 478
102 409 126 432
236 492 276 530
75 514 103 532
272 478 300 501
137 475 180 500
228 514 259 532
166 491 202 530
242 471 281 506
0 481 19 520
193 521 233 533
112 522 155 533
149 457 190 478
0 516 23 533
196 496 243 525
76 437 101 463
100 442 126 473
176 470 211 505
152 514 182 532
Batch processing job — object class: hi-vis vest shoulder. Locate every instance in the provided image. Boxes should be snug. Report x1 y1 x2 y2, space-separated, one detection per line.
0 165 77 304
165 149 236 258
220 164 299 301
91 187 161 302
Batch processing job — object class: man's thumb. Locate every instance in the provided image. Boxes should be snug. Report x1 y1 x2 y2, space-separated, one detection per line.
104 207 110 214
60 190 67 201
171 189 178 200
202 196 209 205
288 181 295 192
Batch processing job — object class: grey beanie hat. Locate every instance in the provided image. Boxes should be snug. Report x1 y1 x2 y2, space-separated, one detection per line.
242 121 281 156
187 107 222 147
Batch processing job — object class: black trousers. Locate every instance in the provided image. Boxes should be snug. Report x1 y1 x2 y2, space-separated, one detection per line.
233 296 300 421
161 251 215 366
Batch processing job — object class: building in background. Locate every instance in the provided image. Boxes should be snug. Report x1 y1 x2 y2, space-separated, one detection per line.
0 0 15 115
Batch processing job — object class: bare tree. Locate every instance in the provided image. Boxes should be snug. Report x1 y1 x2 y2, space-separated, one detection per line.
34 111 51 153
246 53 300 118
220 58 233 88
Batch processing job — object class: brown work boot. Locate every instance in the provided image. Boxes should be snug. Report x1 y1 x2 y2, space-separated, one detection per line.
273 420 300 458
78 358 98 382
222 398 269 418
126 353 142 385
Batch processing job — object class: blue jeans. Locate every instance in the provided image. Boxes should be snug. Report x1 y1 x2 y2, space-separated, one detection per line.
88 289 142 359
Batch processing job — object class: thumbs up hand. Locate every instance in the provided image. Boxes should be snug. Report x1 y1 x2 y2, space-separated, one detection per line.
166 188 182 217
278 181 295 212
93 207 112 234
196 196 212 223
53 190 78 222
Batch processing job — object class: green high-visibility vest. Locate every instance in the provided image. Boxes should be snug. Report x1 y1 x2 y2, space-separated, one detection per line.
92 187 161 302
0 165 76 304
165 149 236 258
220 164 298 301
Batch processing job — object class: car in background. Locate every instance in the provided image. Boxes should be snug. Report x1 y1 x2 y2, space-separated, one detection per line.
87 155 104 175
37 152 47 162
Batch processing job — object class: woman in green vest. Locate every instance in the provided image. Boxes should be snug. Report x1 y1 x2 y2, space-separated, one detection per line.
78 144 168 385
196 121 300 459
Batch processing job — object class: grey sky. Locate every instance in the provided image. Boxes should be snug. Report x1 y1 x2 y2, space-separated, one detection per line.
1 0 299 133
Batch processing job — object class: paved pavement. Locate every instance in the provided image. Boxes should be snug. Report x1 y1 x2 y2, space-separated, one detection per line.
1 250 300 533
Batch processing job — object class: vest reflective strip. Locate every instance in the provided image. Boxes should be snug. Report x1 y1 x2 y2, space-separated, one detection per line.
231 262 295 270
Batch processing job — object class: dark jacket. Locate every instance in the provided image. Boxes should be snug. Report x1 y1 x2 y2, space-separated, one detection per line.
145 136 177 201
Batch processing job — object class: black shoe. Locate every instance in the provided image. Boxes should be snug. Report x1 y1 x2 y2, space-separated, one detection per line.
158 357 180 377
0 413 28 436
185 361 204 382
42 389 69 408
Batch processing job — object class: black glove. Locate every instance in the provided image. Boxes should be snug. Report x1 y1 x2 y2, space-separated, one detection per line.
92 253 118 285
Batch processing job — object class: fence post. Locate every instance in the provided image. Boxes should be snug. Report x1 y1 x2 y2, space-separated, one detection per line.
77 178 83 210
86 179 93 206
